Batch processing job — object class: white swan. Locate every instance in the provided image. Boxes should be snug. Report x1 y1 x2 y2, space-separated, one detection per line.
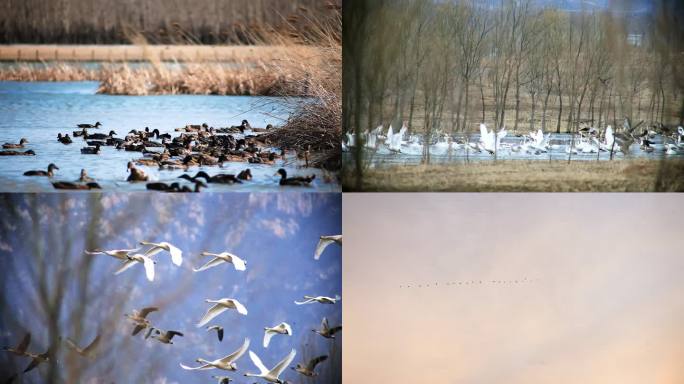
180 338 250 371
244 349 296 383
263 322 292 348
141 241 183 266
388 123 407 152
194 251 246 272
197 298 248 327
84 247 140 260
114 253 155 282
314 235 342 260
294 295 340 305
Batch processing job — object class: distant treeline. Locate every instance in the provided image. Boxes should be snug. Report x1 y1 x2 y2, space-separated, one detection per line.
0 0 340 44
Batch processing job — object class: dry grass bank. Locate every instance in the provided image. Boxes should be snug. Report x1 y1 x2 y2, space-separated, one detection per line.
343 159 684 192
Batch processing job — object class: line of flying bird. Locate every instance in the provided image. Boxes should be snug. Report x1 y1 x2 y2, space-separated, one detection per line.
2 235 342 383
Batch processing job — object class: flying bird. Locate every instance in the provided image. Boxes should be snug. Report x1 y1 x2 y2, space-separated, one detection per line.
180 338 250 371
207 325 224 342
149 329 183 344
114 253 156 281
314 235 342 260
84 248 140 260
194 251 246 272
292 355 328 377
263 322 292 348
141 241 183 266
312 317 342 339
63 334 101 358
294 295 340 305
23 347 52 373
244 349 296 383
2 333 31 356
125 306 159 336
197 298 248 327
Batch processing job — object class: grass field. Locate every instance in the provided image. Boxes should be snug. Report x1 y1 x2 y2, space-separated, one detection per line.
343 159 684 192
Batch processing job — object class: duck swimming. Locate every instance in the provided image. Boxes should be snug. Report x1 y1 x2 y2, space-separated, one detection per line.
237 169 252 180
85 130 116 140
77 121 102 128
24 163 59 177
52 181 102 190
2 138 28 149
193 171 241 184
57 133 73 144
126 162 148 182
275 168 315 186
0 149 35 156
78 169 95 182
81 143 101 154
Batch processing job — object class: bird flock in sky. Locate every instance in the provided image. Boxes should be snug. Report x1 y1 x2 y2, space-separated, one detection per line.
398 277 541 289
2 234 342 383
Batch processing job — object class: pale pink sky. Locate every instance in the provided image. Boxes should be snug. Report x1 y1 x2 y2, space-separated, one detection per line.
343 194 684 384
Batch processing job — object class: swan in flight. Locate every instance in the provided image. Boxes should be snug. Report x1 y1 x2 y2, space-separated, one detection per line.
244 349 296 383
63 334 100 358
314 235 342 260
194 251 246 272
115 253 156 282
312 317 342 339
207 325 224 342
294 295 340 305
149 329 183 344
2 332 31 356
263 322 292 348
125 306 159 336
197 298 248 327
141 241 183 266
84 247 140 260
180 338 250 371
292 355 328 377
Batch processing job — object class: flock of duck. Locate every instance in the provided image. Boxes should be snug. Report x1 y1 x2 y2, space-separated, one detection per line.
1 120 318 191
343 119 684 157
2 235 342 383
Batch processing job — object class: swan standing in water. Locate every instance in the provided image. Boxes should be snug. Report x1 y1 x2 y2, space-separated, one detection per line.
294 295 340 305
197 298 248 327
115 253 156 281
314 235 342 260
180 338 250 371
263 322 292 348
292 355 328 377
140 241 183 266
193 251 246 272
244 349 296 383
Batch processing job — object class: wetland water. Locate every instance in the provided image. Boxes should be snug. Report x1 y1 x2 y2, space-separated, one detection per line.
0 81 338 192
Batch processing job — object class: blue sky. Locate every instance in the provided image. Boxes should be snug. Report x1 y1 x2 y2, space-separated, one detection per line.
0 193 341 383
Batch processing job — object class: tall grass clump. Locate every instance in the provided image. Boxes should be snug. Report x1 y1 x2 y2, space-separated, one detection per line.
260 4 342 170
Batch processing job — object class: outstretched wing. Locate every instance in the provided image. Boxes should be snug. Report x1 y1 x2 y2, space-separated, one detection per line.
263 330 275 348
270 349 296 378
139 307 159 318
167 243 183 266
329 326 342 335
221 338 250 364
307 355 328 370
226 253 246 271
114 259 137 275
193 257 225 272
228 299 248 315
140 256 155 281
16 332 31 354
180 362 213 370
294 298 315 305
314 237 333 260
197 304 228 327
82 334 101 355
248 350 269 375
